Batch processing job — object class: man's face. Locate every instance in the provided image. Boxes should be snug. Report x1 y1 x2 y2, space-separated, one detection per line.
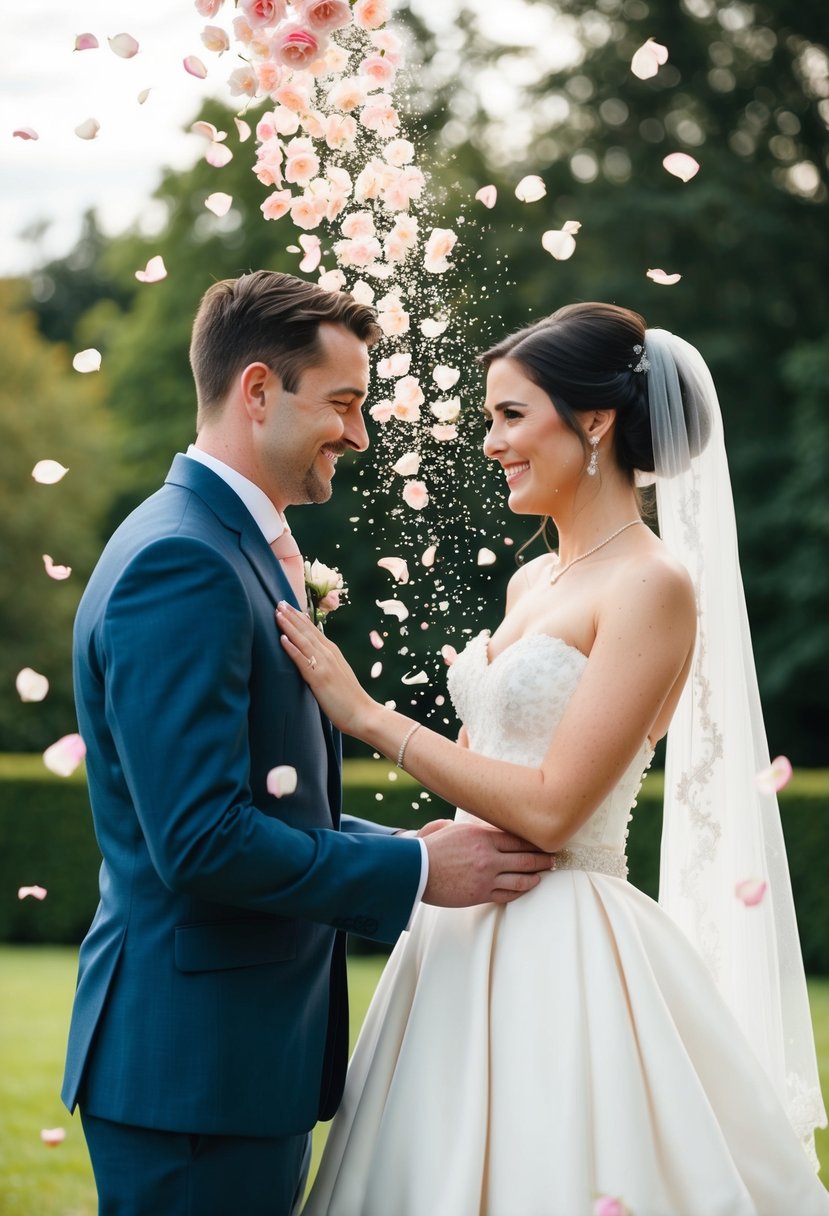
254 322 370 512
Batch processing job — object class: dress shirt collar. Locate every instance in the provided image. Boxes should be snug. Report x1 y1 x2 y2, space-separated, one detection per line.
185 445 287 543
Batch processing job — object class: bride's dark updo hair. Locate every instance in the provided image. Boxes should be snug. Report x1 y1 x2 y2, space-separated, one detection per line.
478 302 656 480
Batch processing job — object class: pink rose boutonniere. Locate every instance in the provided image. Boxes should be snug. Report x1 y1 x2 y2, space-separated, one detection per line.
304 558 345 628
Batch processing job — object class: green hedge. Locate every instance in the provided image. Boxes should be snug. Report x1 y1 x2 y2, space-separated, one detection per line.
2 755 828 973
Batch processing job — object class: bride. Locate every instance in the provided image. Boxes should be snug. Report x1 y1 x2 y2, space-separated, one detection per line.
277 302 829 1215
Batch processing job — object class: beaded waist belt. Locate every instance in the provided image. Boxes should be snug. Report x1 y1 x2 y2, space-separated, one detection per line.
553 846 628 880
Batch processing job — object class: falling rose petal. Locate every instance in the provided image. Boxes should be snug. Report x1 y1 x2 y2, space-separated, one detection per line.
441 645 458 666
631 38 669 81
515 174 546 203
206 141 233 167
376 598 409 621
504 537 514 546
647 268 682 286
299 234 322 272
370 661 383 678
72 347 102 373
369 630 384 650
377 352 411 379
184 55 208 79
266 765 298 798
32 460 69 484
40 1128 66 1148
74 117 100 140
402 481 429 510
377 556 410 584
735 878 768 907
421 544 437 568
402 670 429 686
235 117 252 142
420 318 449 338
392 451 420 477
137 88 151 105
754 755 793 795
663 152 700 182
42 555 72 580
18 885 48 901
432 365 460 392
43 733 86 777
191 120 226 141
475 184 497 209
16 668 49 702
430 424 457 442
108 33 139 59
135 255 167 283
74 33 99 51
477 548 497 566
13 127 39 141
593 1198 630 1216
542 228 577 261
205 191 233 217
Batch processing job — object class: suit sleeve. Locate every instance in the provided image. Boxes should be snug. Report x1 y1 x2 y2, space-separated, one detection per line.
98 534 421 941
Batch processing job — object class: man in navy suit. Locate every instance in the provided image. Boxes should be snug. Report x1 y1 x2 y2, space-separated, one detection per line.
62 271 551 1215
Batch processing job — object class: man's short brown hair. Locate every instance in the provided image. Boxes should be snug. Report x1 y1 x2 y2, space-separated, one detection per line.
189 270 382 427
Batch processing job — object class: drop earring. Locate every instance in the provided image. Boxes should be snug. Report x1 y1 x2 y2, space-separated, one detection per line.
587 436 599 477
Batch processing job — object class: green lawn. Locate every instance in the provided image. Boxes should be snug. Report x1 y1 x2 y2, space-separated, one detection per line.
1 947 827 1215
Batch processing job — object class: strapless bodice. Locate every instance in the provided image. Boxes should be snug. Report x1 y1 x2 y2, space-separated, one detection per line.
446 630 653 861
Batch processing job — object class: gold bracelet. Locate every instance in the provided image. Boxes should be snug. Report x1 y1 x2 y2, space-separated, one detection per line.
396 722 422 769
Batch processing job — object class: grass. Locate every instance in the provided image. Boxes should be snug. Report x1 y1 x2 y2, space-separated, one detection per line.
1 948 827 1214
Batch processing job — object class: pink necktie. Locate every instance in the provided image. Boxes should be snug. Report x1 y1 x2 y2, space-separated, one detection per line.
270 529 306 606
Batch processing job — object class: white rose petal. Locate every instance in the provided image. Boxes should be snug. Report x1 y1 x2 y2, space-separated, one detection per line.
267 765 298 798
32 460 69 484
16 668 49 702
515 174 546 203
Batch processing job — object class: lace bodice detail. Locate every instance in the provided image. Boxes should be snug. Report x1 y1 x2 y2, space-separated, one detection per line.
447 630 653 854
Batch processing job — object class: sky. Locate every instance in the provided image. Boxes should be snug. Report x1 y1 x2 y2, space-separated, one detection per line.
1 0 577 277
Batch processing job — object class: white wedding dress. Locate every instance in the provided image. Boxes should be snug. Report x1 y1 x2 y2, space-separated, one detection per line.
303 630 829 1216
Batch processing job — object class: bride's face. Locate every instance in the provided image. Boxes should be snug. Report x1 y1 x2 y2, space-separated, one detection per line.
482 358 587 513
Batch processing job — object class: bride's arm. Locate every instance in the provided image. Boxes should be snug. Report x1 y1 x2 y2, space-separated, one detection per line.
276 556 695 852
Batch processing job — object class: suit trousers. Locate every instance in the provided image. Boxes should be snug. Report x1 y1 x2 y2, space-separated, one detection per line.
81 1109 312 1216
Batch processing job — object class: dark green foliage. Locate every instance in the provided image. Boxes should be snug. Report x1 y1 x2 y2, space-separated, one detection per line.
2 755 827 974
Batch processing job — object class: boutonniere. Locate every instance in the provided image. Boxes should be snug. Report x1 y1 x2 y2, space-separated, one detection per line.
304 559 346 629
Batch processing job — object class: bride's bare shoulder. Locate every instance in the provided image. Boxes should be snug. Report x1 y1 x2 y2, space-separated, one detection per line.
605 543 696 634
505 552 555 607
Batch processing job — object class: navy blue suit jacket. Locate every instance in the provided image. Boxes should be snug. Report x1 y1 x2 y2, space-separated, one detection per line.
61 454 421 1137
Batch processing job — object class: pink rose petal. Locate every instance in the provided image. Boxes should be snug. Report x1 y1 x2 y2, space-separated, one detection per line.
477 547 496 566
135 255 167 283
647 268 682 286
430 424 457 442
18 885 48 901
43 733 86 777
369 630 384 650
377 556 409 584
206 142 233 167
40 1128 66 1147
594 1198 630 1216
32 460 69 484
13 127 39 141
74 33 99 52
299 234 322 272
392 451 420 477
421 545 437 568
184 55 208 79
42 555 72 580
663 152 700 182
441 645 458 666
205 192 233 217
515 174 546 203
376 598 409 621
192 121 226 141
267 764 298 798
432 365 460 392
370 661 383 678
235 117 252 142
754 755 793 795
108 33 139 59
74 117 100 140
735 878 768 907
631 38 668 80
72 348 102 373
475 184 497 209
16 668 49 702
377 352 411 379
401 670 428 685
402 481 428 510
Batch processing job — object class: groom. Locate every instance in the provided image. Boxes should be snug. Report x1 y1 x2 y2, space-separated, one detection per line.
62 270 551 1216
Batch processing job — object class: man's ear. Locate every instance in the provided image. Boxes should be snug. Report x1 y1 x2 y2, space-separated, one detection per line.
240 362 278 421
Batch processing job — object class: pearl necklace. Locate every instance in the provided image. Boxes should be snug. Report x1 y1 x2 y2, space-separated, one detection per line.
549 519 644 586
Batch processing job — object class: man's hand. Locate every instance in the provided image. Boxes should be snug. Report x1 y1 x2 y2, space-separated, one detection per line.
421 822 555 907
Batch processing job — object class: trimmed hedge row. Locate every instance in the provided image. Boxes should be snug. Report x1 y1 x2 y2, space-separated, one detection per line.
2 755 828 972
